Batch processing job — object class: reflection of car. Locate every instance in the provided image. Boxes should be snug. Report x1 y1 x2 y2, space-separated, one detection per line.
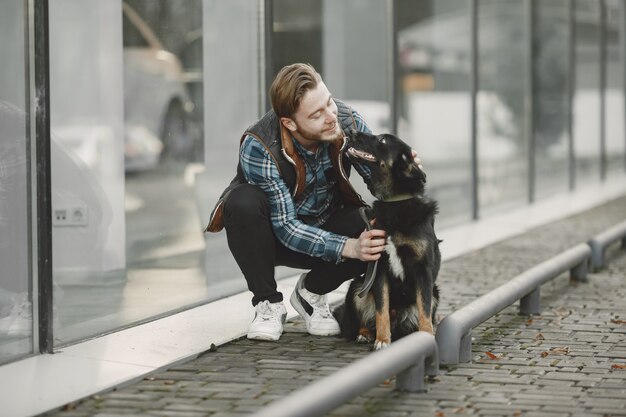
122 2 198 171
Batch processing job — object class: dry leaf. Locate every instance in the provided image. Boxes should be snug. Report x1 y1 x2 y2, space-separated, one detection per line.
485 351 501 360
611 319 626 325
611 364 626 370
541 346 570 358
534 333 545 341
526 318 534 326
435 411 446 417
163 380 176 385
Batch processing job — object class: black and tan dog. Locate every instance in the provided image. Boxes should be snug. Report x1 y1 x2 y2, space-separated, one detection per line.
334 130 441 350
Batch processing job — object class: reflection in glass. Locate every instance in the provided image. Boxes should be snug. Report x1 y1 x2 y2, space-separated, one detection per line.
605 0 625 175
534 1 571 199
397 0 472 226
477 0 528 212
573 0 602 185
50 0 208 345
0 1 33 363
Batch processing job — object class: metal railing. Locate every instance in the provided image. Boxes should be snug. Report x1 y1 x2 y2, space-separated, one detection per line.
436 243 591 365
588 219 626 271
252 331 438 417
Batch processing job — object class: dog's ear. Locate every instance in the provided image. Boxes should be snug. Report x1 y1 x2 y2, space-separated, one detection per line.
397 153 426 182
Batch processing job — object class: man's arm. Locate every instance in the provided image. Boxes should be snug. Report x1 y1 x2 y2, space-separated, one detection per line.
240 136 349 263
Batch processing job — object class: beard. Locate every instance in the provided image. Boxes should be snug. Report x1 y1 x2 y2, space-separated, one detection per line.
295 120 342 143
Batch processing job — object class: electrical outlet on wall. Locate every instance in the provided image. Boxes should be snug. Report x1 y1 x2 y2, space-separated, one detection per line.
53 206 88 227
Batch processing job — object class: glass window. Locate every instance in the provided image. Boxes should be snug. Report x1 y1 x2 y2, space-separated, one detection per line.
49 0 259 345
397 0 472 226
573 0 602 185
477 0 529 213
605 0 625 175
534 1 571 199
0 1 34 363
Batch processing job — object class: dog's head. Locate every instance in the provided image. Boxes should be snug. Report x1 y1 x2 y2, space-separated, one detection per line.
346 130 427 201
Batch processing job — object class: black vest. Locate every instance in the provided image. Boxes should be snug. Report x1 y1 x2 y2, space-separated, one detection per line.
205 99 363 232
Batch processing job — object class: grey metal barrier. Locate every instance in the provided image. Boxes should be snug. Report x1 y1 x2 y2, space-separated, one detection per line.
588 219 626 271
252 331 438 417
436 243 591 365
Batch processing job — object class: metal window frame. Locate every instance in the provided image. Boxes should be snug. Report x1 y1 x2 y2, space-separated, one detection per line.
526 0 536 204
31 0 54 354
600 0 608 180
568 0 577 190
470 0 479 220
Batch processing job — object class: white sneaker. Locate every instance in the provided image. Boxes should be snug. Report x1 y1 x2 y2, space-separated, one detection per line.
290 273 341 336
247 300 287 341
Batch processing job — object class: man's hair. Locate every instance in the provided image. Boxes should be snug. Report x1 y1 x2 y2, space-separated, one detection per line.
270 63 321 119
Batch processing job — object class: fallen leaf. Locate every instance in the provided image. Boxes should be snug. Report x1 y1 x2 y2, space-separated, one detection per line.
526 318 534 326
611 319 626 325
611 364 626 370
163 380 176 385
534 333 545 341
485 351 501 360
435 411 446 417
541 346 570 358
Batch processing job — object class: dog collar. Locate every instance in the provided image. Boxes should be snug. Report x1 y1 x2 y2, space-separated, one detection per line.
381 194 416 202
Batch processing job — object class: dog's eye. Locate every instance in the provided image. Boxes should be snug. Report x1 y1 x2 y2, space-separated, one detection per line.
379 137 386 145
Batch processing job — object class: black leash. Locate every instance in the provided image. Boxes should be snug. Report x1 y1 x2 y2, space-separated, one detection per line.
357 206 378 298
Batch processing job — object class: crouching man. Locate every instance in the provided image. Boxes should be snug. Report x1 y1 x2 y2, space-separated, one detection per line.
206 63 386 341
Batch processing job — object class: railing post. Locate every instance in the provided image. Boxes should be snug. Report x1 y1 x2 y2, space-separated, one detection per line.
570 257 589 282
519 287 541 315
396 362 426 392
459 331 473 363
588 239 604 272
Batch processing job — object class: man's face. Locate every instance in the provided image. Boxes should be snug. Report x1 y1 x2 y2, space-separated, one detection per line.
281 81 342 144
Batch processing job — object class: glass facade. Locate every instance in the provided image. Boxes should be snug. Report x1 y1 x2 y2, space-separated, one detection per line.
605 0 626 176
1 0 625 360
534 0 571 199
397 0 472 226
477 0 529 213
574 0 602 185
0 1 33 364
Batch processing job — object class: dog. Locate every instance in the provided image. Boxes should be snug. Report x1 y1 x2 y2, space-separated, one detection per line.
333 130 441 350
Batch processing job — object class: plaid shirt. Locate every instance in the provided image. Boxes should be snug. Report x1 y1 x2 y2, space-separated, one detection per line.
240 109 371 263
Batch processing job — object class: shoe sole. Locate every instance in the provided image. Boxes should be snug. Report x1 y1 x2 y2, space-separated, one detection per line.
290 289 340 336
247 331 281 341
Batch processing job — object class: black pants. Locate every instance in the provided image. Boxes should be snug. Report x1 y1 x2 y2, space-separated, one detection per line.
223 184 367 306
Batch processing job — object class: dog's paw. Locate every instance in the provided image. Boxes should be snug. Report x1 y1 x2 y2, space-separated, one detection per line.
374 340 390 350
356 334 372 344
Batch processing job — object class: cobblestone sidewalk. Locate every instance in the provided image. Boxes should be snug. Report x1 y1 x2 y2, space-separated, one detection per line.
45 196 626 417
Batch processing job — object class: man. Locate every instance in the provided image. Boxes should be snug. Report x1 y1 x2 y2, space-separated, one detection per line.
206 63 386 341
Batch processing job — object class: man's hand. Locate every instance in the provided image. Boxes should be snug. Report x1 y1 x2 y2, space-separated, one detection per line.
342 229 387 262
411 150 424 170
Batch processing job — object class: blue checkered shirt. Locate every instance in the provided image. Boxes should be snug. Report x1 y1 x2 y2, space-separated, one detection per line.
239 109 372 263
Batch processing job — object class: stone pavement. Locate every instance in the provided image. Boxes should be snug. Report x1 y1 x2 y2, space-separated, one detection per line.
45 196 626 417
